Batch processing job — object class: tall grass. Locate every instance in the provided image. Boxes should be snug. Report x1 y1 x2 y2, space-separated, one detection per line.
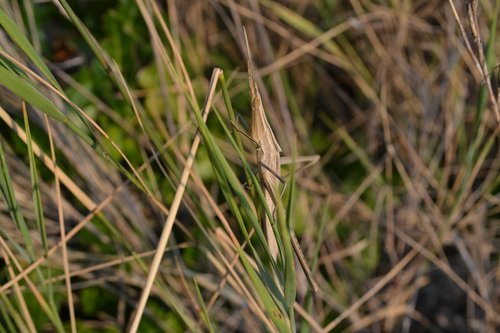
0 1 499 332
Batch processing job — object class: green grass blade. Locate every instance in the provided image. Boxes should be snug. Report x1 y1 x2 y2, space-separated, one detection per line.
0 297 16 333
0 299 13 333
194 280 216 333
0 65 104 154
0 294 29 333
476 1 500 119
22 105 48 254
0 140 34 260
0 66 65 121
237 247 291 332
156 285 203 333
281 143 296 320
0 9 61 91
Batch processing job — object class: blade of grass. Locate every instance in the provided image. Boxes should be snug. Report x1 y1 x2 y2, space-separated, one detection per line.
0 297 16 333
0 292 30 333
45 113 77 333
0 138 34 260
194 280 216 333
0 9 61 90
219 72 246 159
22 103 48 254
281 141 297 324
475 1 500 123
0 66 65 122
0 235 65 333
22 104 60 315
236 246 291 332
1 248 36 333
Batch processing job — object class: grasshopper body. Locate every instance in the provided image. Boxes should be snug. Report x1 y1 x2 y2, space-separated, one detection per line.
245 34 281 259
244 29 318 292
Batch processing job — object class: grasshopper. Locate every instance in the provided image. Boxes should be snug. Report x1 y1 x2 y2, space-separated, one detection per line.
243 29 319 293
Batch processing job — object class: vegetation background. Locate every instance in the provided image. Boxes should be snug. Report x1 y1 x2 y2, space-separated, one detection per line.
0 0 499 332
